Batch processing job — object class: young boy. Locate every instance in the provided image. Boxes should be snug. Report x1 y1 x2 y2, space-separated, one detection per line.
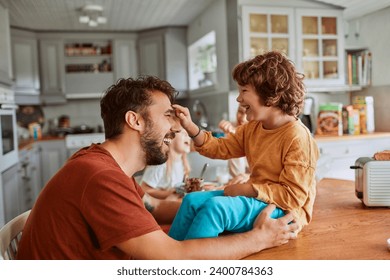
170 51 319 240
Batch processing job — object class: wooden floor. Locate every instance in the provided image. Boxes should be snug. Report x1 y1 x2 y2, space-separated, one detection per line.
245 178 390 260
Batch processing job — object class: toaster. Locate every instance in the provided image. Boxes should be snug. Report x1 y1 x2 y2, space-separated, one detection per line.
351 157 390 207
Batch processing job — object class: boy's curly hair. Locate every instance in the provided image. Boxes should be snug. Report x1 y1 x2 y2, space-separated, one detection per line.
232 51 306 116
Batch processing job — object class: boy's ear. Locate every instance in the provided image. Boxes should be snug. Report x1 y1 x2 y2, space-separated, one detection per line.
125 111 143 131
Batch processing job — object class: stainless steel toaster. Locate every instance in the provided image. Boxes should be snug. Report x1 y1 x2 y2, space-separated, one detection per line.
351 157 390 207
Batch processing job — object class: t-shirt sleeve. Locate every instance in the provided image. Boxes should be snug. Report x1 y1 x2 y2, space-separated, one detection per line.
81 169 161 251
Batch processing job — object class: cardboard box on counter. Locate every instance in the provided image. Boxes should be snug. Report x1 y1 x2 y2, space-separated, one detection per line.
316 103 343 136
342 105 360 135
352 96 375 134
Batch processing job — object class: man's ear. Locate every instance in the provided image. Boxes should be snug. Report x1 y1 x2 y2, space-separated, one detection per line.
125 111 143 132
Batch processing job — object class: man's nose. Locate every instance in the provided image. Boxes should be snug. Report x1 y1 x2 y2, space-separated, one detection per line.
170 117 181 133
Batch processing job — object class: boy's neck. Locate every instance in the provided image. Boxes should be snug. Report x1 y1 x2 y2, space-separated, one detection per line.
262 112 296 130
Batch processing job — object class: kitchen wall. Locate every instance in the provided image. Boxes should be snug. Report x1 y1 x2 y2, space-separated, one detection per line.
42 99 102 134
346 6 390 132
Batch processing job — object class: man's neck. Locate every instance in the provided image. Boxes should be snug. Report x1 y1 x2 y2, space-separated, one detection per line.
100 138 146 177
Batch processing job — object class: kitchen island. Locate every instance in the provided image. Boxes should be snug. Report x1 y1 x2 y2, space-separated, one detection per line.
245 178 390 260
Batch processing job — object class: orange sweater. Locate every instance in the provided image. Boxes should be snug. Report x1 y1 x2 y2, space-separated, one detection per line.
195 119 319 230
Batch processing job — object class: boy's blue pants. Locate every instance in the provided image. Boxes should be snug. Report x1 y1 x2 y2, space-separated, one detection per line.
168 190 285 240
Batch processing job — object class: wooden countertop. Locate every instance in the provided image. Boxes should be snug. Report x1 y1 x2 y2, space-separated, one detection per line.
314 132 390 142
244 178 390 260
18 135 65 150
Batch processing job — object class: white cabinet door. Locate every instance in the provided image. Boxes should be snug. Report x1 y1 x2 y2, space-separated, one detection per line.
113 39 138 80
12 36 40 95
39 140 67 186
0 5 13 86
241 4 345 89
138 34 165 78
241 6 295 61
39 39 66 102
295 8 345 87
1 164 20 225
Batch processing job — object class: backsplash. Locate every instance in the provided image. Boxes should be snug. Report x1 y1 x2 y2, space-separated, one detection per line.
42 99 102 134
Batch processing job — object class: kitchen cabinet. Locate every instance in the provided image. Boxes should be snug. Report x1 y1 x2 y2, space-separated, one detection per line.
64 40 113 98
38 34 137 99
0 4 13 86
138 27 188 95
1 164 20 226
11 29 41 104
38 139 67 186
113 39 138 81
240 1 346 90
316 134 390 181
39 38 66 104
18 144 42 213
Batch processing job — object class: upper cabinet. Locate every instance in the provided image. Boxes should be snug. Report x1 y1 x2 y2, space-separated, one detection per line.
242 6 296 62
63 39 114 99
295 9 345 88
39 38 66 104
138 27 188 96
37 33 137 101
0 4 13 86
11 29 40 104
240 1 347 92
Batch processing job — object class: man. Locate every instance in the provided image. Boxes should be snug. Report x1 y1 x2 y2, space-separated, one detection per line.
17 76 298 260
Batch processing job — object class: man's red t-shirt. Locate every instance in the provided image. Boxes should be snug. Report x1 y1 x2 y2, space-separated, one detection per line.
17 144 160 259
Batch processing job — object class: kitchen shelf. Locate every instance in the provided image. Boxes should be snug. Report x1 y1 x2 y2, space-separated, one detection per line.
64 41 112 74
307 84 362 93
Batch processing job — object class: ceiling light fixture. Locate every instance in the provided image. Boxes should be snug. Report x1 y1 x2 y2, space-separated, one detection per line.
78 4 107 27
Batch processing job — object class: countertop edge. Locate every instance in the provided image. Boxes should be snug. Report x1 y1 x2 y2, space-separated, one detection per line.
314 132 390 142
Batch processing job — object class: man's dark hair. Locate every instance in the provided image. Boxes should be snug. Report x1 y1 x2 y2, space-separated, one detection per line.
100 76 177 139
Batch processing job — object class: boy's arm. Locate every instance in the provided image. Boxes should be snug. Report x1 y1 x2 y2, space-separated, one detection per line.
172 104 206 146
172 104 246 158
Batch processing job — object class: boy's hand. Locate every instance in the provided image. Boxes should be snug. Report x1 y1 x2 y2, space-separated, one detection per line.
224 183 257 197
218 120 235 134
171 104 196 132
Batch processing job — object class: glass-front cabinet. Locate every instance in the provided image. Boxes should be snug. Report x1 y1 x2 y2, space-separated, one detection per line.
242 7 295 62
296 9 345 87
241 5 345 89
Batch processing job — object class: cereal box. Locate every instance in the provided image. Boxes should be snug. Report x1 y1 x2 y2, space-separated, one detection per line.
352 96 375 133
316 103 343 136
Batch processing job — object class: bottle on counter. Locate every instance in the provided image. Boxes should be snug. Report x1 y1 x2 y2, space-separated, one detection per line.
28 122 42 140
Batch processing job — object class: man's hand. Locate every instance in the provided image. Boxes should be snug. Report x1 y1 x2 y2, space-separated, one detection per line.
253 204 298 249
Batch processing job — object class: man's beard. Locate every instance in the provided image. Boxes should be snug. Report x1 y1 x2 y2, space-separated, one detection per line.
141 120 171 165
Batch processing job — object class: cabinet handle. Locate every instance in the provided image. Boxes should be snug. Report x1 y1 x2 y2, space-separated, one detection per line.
22 176 31 181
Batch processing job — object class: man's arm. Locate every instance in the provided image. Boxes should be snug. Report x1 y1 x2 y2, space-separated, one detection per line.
140 181 176 200
142 192 181 225
116 204 298 259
